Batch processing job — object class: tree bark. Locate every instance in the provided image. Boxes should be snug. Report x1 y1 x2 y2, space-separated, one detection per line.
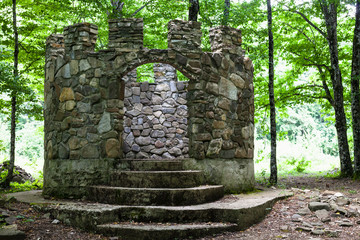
222 0 230 26
352 0 360 178
267 0 277 184
3 0 18 188
188 0 199 21
320 0 353 177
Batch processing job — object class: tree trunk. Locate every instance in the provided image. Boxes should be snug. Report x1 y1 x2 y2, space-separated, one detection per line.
188 0 199 21
222 0 230 25
3 0 18 188
267 0 277 184
320 0 353 177
352 0 360 178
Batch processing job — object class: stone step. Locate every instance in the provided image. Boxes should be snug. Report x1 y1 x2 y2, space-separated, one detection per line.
117 159 184 171
110 170 204 188
7 189 293 235
96 222 237 240
88 185 224 206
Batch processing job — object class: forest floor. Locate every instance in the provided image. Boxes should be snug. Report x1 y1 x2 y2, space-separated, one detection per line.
3 175 360 240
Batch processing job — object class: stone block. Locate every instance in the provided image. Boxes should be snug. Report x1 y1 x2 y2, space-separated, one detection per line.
59 88 75 102
105 138 120 158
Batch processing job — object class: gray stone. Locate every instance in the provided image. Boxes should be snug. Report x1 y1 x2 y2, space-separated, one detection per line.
135 136 152 146
295 226 312 232
291 213 302 222
297 207 311 216
152 95 163 105
77 102 91 113
206 139 223 157
308 202 330 211
335 206 347 215
315 209 330 222
82 144 99 158
311 229 325 235
151 148 166 155
0 224 26 240
219 77 237 100
156 83 170 91
63 63 71 78
79 59 91 71
58 143 69 159
151 130 165 138
98 112 111 134
169 147 182 156
131 144 141 152
336 197 350 206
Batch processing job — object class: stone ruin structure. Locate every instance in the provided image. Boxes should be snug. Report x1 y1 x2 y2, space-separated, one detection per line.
123 64 189 159
43 18 255 198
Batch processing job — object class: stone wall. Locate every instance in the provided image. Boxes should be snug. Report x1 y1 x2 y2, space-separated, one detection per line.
43 18 255 198
123 63 189 159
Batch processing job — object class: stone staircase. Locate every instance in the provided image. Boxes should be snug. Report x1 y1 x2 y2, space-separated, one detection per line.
86 159 236 239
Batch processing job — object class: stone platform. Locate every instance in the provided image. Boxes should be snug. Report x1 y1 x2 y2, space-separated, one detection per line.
7 189 292 239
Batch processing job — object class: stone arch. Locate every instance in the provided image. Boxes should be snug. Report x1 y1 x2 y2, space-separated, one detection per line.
43 18 255 198
122 62 190 159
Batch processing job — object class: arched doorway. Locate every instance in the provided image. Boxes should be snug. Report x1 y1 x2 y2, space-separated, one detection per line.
122 63 189 159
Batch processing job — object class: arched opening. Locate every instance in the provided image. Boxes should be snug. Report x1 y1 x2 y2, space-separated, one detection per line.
122 63 190 159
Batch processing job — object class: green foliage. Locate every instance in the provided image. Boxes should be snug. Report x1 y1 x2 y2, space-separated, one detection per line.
285 157 311 173
0 168 43 193
137 63 155 83
8 180 43 193
324 168 341 178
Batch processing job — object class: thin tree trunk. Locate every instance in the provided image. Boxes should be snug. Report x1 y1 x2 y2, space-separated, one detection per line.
320 0 353 177
4 0 18 188
222 0 230 26
188 0 199 21
352 0 360 178
267 0 277 184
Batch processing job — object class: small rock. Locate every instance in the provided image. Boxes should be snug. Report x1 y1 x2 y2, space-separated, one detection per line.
295 226 312 232
336 197 350 206
280 225 291 232
334 192 344 197
339 221 353 227
346 207 358 217
308 202 330 211
298 207 312 216
5 216 17 225
322 190 337 196
311 222 324 226
311 229 325 235
325 229 340 237
52 219 60 224
302 221 313 228
335 207 347 215
0 224 26 240
1 211 10 218
291 214 303 222
315 209 330 222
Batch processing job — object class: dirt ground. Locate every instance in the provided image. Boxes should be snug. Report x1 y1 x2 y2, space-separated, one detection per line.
5 175 360 240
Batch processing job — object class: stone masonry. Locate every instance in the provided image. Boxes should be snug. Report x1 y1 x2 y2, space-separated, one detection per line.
43 18 255 198
123 64 189 159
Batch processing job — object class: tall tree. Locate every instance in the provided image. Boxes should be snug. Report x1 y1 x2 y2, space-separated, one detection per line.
3 0 19 188
267 0 277 184
319 0 353 177
275 1 355 177
189 0 199 21
352 0 360 178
